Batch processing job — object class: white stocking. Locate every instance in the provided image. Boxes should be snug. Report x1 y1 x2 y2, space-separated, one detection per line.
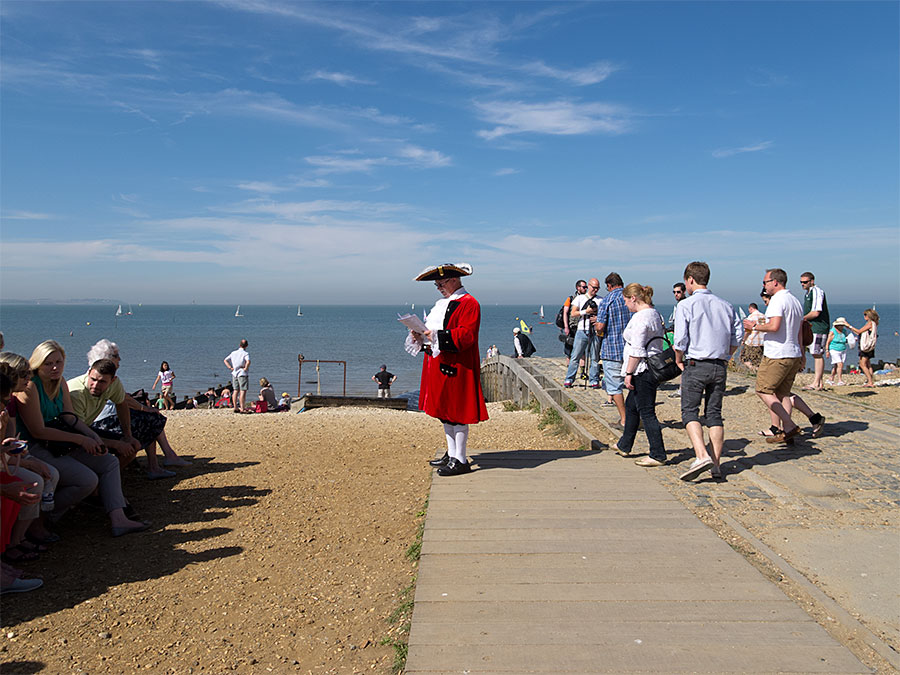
443 423 458 460
453 424 469 463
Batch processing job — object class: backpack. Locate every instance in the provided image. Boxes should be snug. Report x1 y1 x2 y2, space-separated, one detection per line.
556 295 579 330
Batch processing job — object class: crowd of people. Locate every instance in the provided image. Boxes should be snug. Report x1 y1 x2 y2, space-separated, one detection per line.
0 338 195 595
555 264 878 481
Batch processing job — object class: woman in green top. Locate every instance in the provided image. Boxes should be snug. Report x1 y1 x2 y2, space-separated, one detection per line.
16 341 148 537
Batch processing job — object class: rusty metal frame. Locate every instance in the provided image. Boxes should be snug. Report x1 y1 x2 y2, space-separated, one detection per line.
297 356 346 397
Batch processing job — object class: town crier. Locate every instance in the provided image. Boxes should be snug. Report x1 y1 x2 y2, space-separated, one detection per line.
407 263 488 476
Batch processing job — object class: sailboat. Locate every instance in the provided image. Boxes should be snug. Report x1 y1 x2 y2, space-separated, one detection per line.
540 305 545 320
126 304 133 316
115 304 123 317
297 305 303 317
235 305 243 317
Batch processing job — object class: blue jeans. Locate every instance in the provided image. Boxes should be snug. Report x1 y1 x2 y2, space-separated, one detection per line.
602 359 624 395
616 371 666 462
564 330 600 385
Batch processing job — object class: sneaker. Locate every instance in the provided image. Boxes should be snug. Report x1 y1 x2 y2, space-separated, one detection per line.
810 414 826 438
634 457 664 467
563 381 573 388
0 577 43 594
590 383 600 389
615 446 631 457
679 457 713 481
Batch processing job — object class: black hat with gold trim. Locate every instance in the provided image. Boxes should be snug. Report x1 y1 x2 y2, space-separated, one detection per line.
414 263 473 281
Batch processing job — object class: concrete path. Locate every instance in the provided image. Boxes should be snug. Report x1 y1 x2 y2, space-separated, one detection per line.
405 447 867 673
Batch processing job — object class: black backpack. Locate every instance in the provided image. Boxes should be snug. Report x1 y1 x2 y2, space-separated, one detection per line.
555 296 575 329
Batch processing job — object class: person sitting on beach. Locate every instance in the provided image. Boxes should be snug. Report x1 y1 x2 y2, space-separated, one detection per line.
847 309 879 387
0 352 60 549
68 358 176 480
82 340 191 470
279 392 291 409
824 318 850 386
215 389 232 408
15 341 149 537
257 378 286 412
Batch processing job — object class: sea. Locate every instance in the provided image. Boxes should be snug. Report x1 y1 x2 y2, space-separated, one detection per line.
0 302 897 400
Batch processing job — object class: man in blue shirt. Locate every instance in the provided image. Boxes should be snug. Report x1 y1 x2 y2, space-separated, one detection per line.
673 262 743 481
595 272 630 428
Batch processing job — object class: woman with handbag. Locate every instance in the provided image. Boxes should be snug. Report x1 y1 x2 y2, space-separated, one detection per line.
615 283 668 468
15 341 148 537
847 309 879 387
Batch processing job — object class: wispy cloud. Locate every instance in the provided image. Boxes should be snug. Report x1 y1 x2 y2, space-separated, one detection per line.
2 210 53 220
309 70 374 86
305 144 452 174
235 181 292 194
397 145 451 168
747 68 789 88
493 168 520 176
475 99 634 140
523 60 620 86
711 141 774 158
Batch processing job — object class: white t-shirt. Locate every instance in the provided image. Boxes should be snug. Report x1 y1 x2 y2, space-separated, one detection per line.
571 293 598 332
227 347 250 376
763 289 803 359
620 308 665 376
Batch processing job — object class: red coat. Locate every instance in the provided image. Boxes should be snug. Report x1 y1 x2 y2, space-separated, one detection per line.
419 293 489 425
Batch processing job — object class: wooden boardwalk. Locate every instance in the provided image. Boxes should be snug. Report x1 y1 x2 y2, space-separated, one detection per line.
405 448 867 674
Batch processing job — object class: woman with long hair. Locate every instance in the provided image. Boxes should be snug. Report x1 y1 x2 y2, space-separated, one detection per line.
848 309 879 387
151 361 175 410
615 283 668 468
15 341 148 537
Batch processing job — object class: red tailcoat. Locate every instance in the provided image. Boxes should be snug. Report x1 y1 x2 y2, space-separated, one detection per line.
419 293 489 425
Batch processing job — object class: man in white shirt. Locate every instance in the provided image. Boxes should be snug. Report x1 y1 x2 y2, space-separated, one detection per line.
563 278 601 388
224 339 251 413
743 269 825 444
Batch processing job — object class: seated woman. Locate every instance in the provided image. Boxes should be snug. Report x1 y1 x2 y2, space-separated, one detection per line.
0 352 60 553
15 340 148 537
84 340 191 469
215 389 232 408
256 378 288 412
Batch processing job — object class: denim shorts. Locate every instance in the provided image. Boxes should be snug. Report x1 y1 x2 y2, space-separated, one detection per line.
602 359 624 395
680 359 727 427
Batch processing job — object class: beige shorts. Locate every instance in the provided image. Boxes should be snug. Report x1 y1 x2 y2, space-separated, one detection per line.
756 356 803 397
161 384 174 396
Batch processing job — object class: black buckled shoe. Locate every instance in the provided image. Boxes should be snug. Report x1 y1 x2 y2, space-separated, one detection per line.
428 452 450 467
437 458 472 476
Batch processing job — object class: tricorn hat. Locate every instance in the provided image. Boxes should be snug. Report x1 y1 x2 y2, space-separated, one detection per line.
414 263 473 281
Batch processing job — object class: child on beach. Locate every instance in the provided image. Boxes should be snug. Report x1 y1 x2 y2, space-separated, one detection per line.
151 362 175 410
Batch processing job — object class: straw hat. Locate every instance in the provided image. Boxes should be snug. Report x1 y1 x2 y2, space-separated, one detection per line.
413 263 473 281
832 317 850 328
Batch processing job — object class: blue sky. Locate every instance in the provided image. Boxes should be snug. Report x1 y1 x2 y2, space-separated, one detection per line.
1 1 897 306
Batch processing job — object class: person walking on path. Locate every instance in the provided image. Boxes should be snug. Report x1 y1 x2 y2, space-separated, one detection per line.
615 283 668 468
672 262 743 481
224 340 250 413
372 365 396 398
825 318 850 386
512 327 536 358
407 263 488 477
743 269 826 445
800 272 830 390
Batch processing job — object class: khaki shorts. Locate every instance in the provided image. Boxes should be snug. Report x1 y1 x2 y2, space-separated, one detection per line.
756 356 803 397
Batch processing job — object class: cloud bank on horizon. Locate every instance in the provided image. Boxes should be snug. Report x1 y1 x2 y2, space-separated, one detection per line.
1 1 897 305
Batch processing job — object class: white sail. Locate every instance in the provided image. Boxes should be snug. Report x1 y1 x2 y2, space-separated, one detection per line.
115 304 123 317
540 305 544 319
235 305 243 317
297 305 303 316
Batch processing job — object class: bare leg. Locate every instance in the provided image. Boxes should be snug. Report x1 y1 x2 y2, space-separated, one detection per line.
835 361 844 383
144 440 162 471
788 393 816 419
708 426 725 469
612 393 626 425
812 353 825 388
860 356 874 386
756 392 800 433
685 421 710 462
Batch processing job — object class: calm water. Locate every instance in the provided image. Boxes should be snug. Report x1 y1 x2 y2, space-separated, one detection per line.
1 302 897 399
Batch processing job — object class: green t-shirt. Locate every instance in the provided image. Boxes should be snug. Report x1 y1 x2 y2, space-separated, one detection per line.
67 373 126 425
803 286 830 334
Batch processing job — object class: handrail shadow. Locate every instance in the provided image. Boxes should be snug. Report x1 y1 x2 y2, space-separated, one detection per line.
1 458 269 625
469 448 602 472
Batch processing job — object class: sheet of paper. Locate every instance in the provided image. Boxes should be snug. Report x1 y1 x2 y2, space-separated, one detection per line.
398 313 427 334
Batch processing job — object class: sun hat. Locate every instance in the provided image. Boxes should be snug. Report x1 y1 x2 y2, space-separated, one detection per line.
833 317 850 327
414 263 473 281
281 392 289 398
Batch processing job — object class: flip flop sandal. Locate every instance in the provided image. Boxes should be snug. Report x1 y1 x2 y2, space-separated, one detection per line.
1 545 40 563
757 425 779 437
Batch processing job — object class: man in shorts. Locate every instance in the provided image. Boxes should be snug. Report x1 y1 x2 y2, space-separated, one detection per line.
672 262 743 481
595 273 630 428
372 365 396 398
744 269 826 444
224 339 251 413
800 271 829 390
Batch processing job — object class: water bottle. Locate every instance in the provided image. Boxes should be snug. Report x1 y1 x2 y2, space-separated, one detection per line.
41 489 55 512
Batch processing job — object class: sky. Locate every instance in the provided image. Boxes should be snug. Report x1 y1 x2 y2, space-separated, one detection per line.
1 1 898 306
